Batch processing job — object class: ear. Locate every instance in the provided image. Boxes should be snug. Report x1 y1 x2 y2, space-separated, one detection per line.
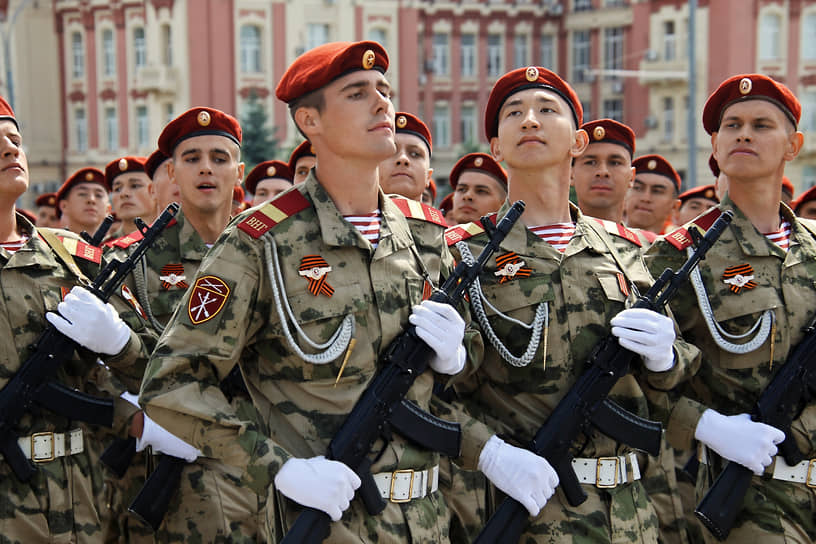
294 107 320 139
59 200 67 213
671 198 681 213
489 137 503 163
627 166 635 188
783 131 804 162
167 160 177 185
425 167 434 186
569 128 589 158
711 132 720 163
236 162 245 183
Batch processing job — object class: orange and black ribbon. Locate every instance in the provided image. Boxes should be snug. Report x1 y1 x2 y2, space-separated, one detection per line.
160 263 188 290
495 251 532 284
722 263 757 294
299 255 334 297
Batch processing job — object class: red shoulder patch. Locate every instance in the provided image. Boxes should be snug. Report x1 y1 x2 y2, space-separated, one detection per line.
665 208 722 250
238 190 311 238
389 196 447 227
592 218 642 247
106 218 178 248
57 236 102 264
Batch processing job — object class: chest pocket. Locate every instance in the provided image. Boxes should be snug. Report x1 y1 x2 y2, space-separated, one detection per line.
598 274 629 304
479 275 555 321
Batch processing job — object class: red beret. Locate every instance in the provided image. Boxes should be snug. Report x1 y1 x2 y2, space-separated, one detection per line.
427 178 437 201
708 154 720 177
581 118 635 156
485 66 582 140
702 74 801 135
232 185 245 204
105 156 146 187
439 192 453 213
395 112 432 154
792 185 816 214
145 149 170 179
276 41 389 104
244 160 293 195
288 140 316 170
56 168 107 218
0 95 17 128
35 192 57 208
633 154 681 192
158 107 242 156
449 153 507 190
679 184 718 204
782 175 794 198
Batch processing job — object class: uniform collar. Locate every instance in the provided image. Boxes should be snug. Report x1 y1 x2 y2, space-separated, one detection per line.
175 208 211 261
1 212 63 270
720 194 788 259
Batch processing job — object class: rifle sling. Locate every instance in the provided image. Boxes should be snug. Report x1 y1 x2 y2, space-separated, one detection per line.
38 229 90 284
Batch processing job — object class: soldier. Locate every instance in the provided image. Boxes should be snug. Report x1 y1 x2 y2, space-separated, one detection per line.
422 178 437 207
645 73 815 543
378 111 433 201
145 149 180 210
232 184 249 216
791 185 816 220
448 152 507 225
139 41 557 543
674 185 718 228
106 156 157 240
625 154 682 235
572 118 636 223
781 176 794 207
35 192 59 228
445 66 699 542
288 140 316 184
244 160 293 206
56 167 110 235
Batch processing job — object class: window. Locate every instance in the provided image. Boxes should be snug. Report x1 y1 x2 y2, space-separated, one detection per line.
102 29 115 77
604 27 623 74
460 105 476 145
605 0 626 6
514 34 529 68
136 106 149 149
71 32 84 79
105 107 118 151
240 25 262 73
801 90 816 132
540 34 555 69
461 34 476 77
603 98 622 121
574 0 593 12
133 28 146 69
582 99 592 122
804 165 816 190
663 21 676 61
487 34 502 77
759 13 781 60
572 30 590 82
662 96 674 142
307 23 329 50
161 24 173 66
802 13 816 60
75 108 87 152
433 104 450 148
165 103 174 125
368 28 387 49
432 33 449 76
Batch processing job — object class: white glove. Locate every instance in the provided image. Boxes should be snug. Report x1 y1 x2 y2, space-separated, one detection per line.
477 435 559 516
136 411 202 462
610 308 676 371
46 286 131 355
694 409 785 475
274 456 361 521
409 300 466 375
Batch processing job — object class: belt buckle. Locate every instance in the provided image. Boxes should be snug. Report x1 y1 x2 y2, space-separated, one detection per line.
389 469 415 503
596 457 620 488
806 459 816 488
31 432 56 463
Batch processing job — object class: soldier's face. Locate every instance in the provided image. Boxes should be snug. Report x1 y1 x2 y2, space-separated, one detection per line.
152 158 180 210
36 205 58 228
60 183 109 232
572 142 634 213
252 178 292 206
798 201 816 220
292 156 315 184
0 120 28 201
169 135 244 215
675 197 718 226
111 172 156 223
624 174 679 232
451 171 507 224
378 133 432 201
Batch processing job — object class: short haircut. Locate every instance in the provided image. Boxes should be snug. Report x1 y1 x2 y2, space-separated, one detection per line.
288 88 325 139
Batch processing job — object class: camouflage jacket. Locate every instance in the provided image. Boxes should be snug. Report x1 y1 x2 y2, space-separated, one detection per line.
645 195 816 456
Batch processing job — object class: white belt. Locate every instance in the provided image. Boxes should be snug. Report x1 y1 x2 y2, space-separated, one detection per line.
771 457 816 487
17 429 84 463
571 453 641 488
372 465 439 503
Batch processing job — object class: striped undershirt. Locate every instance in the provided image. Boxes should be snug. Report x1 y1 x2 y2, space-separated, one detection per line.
344 210 381 248
764 219 790 251
0 235 28 253
528 222 576 253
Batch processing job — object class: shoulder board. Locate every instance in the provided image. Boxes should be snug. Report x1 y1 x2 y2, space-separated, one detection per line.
238 190 312 239
592 218 643 247
105 218 178 249
665 207 722 250
638 229 657 244
56 235 102 264
390 196 447 227
444 214 498 246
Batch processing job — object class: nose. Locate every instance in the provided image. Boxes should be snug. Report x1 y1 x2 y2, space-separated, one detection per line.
199 158 213 175
0 136 19 158
395 148 409 166
521 108 540 130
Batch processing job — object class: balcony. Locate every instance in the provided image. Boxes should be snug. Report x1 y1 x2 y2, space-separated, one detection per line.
133 65 180 95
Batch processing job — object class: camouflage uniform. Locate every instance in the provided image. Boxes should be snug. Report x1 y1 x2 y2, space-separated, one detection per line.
448 201 699 543
105 207 267 543
0 213 150 543
645 196 816 544
140 174 493 543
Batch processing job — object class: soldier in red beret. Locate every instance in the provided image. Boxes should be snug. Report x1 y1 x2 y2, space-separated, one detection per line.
56 167 110 235
624 154 682 234
244 160 293 206
378 111 433 201
792 185 816 220
674 183 719 226
105 156 157 240
34 192 59 228
571 119 636 224
645 74 813 544
144 148 179 211
448 152 507 225
288 140 316 184
781 175 794 206
422 178 437 207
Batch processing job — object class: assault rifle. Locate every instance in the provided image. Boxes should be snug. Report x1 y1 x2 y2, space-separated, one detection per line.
475 210 734 544
273 201 526 543
695 312 816 540
0 203 179 481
